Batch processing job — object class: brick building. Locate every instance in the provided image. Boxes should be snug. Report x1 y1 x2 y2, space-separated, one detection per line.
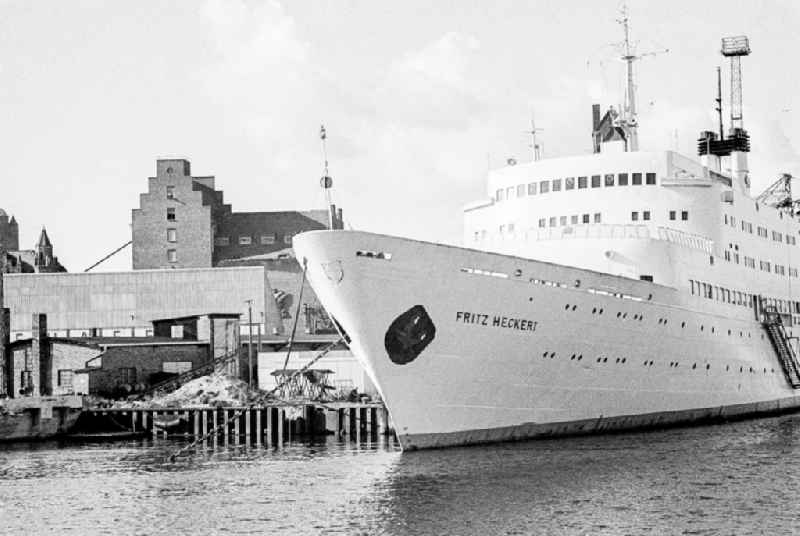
132 159 344 269
0 209 66 273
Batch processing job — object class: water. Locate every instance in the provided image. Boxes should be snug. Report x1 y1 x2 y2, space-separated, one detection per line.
2 415 800 536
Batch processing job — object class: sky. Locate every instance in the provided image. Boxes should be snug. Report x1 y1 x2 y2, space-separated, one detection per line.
2 0 799 271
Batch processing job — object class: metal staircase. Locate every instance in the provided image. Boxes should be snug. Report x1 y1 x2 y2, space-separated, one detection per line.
136 349 241 399
762 308 800 388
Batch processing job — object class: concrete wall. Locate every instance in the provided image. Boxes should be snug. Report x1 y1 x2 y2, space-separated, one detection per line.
88 343 209 396
3 266 269 336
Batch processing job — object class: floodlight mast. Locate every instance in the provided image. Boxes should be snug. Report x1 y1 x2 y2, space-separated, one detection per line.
721 36 751 132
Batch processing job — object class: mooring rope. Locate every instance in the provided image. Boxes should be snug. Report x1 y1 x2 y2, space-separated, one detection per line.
167 337 343 462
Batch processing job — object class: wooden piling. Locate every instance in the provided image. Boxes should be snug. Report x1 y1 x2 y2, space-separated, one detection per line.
234 412 240 445
266 407 273 446
132 411 137 433
224 410 230 442
193 411 199 437
255 409 262 446
245 409 251 443
277 408 284 445
366 407 373 439
202 410 208 437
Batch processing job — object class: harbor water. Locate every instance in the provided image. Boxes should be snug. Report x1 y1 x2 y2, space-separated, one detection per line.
2 414 800 535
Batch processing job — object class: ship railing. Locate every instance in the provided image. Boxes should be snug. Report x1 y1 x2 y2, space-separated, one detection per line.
656 227 714 254
527 224 650 242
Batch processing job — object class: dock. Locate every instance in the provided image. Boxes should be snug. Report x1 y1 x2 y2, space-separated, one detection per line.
74 402 393 445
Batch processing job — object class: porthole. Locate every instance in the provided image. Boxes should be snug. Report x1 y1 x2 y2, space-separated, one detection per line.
649 360 654 366
529 297 533 302
592 307 597 314
728 329 731 335
726 365 730 371
692 363 697 369
603 357 608 362
615 358 620 363
643 360 648 366
621 358 626 363
740 366 744 372
570 354 575 360
572 305 577 311
623 313 628 319
577 355 583 361
565 304 570 310
711 327 715 333
542 351 548 358
514 269 523 277
550 352 556 359
617 312 622 318
681 321 686 328
700 325 704 331
706 364 710 370
639 316 644 322
598 308 604 315
597 357 602 363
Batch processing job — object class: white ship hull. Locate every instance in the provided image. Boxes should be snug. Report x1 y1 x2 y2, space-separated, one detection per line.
294 230 800 450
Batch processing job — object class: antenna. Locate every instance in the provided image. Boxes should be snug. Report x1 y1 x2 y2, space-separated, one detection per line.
318 124 335 229
523 115 544 161
715 66 724 139
613 3 669 151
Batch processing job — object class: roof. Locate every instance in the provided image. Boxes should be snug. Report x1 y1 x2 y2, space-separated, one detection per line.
219 210 329 235
150 313 241 323
37 227 52 248
0 208 6 217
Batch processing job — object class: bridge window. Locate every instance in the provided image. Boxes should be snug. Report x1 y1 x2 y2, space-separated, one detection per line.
632 172 642 185
646 172 656 185
669 210 676 221
560 216 567 226
506 186 514 199
508 223 515 234
516 184 526 197
578 176 588 189
582 214 590 224
618 173 629 185
565 177 575 190
591 175 601 188
681 211 688 221
540 181 550 194
549 217 557 227
571 215 579 224
594 213 602 223
527 182 537 195
643 211 651 221
538 219 546 228
631 212 639 221
552 179 562 191
604 174 615 186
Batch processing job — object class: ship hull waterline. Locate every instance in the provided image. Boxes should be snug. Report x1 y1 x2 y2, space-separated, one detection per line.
294 230 800 450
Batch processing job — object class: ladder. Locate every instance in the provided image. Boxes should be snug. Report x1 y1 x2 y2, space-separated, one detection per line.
762 308 800 388
136 349 241 399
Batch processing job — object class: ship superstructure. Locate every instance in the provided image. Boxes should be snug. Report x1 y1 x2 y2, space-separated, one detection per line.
294 25 800 449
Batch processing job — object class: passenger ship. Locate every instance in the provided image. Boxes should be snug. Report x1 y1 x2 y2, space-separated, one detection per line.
294 26 800 449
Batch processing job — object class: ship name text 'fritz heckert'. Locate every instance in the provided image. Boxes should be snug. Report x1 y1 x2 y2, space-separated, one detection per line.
455 311 538 332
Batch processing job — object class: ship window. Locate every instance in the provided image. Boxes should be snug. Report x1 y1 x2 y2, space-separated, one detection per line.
669 210 676 220
517 184 526 197
506 186 514 199
724 214 728 224
499 224 505 234
632 173 642 185
508 223 515 234
643 211 651 221
215 236 230 246
560 216 567 226
565 177 575 190
604 174 615 186
261 234 276 245
527 182 537 195
646 172 656 185
591 175 601 188
578 176 588 189
552 179 562 191
631 211 639 221
593 213 601 223
582 214 590 224
549 217 557 227
496 189 504 201
571 215 579 224
540 181 550 194
239 236 252 245
538 219 546 228
618 173 628 185
681 211 688 221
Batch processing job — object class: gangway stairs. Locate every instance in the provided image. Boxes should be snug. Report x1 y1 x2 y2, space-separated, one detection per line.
135 349 241 399
762 308 800 388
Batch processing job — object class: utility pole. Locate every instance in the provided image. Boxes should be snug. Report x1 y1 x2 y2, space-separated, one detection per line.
245 299 254 388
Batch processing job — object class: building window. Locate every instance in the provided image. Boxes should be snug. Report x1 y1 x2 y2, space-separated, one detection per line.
632 173 642 185
669 211 676 221
643 211 651 221
604 174 615 186
57 370 73 389
681 211 688 221
540 181 550 194
215 236 230 246
496 189 504 201
527 182 537 195
549 217 557 227
646 172 656 185
591 175 601 188
582 214 590 224
578 176 588 189
618 173 629 186
260 235 276 245
166 207 176 221
560 216 567 226
552 179 562 191
565 177 575 190
571 215 579 224
167 228 177 243
166 186 175 199
170 325 184 339
631 211 639 221
239 236 252 245
163 361 192 374
167 249 177 263
119 367 137 384
593 213 601 223
284 234 292 244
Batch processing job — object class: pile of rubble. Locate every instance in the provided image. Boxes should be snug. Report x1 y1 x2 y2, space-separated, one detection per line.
118 372 265 409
